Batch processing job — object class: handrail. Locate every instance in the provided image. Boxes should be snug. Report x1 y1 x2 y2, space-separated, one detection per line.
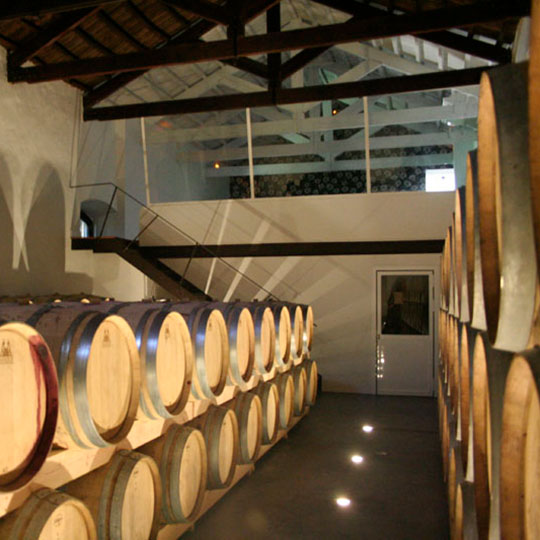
70 181 288 301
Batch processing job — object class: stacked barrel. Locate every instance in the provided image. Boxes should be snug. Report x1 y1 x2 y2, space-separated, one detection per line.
0 299 316 539
438 27 540 540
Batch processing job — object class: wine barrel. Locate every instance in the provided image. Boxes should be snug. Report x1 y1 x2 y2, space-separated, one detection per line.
448 444 464 537
198 406 239 489
264 304 292 368
281 303 304 360
206 303 255 389
465 150 488 332
471 332 512 540
500 349 540 540
275 373 295 429
140 424 207 523
234 303 276 375
448 317 460 421
0 304 140 449
104 303 193 419
530 0 540 273
441 228 451 311
252 382 280 445
454 482 464 540
439 310 448 381
0 322 58 491
300 304 314 353
305 359 318 406
292 365 307 416
441 394 450 483
229 392 262 464
478 63 537 352
165 303 229 400
0 488 97 539
64 450 161 540
459 324 473 471
454 187 470 323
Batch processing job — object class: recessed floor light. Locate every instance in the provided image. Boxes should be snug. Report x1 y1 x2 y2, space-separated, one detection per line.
336 497 351 508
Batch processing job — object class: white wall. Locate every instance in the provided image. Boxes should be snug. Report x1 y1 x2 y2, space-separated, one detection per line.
0 49 146 301
143 191 454 392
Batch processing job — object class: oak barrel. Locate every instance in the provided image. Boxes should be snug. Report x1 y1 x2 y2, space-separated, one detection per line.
0 488 97 539
0 304 140 448
465 150 487 332
305 359 318 406
471 332 511 540
104 303 193 419
454 187 470 322
264 304 292 368
300 304 314 353
140 425 207 523
252 381 280 445
0 322 58 491
198 406 239 489
275 373 295 429
229 392 262 464
280 303 304 360
448 444 464 537
500 349 540 540
207 303 255 389
292 365 307 416
165 303 229 400
459 324 472 471
454 482 464 540
478 63 537 351
64 450 161 540
234 303 276 375
530 0 540 272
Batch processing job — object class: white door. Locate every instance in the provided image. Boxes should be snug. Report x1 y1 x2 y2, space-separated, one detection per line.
376 270 434 396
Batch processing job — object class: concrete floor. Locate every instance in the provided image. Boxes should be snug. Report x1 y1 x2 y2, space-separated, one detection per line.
183 393 449 540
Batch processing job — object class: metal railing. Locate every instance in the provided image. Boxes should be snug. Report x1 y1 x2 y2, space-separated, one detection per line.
71 181 288 301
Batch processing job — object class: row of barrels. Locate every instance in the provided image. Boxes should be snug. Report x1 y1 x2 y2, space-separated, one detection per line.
0 361 318 539
439 313 540 540
0 299 314 493
440 59 540 353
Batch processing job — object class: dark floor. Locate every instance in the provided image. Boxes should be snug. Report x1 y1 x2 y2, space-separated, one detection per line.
183 393 449 540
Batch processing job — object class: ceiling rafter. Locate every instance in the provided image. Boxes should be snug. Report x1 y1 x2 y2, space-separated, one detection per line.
8 7 98 66
311 0 516 63
82 0 279 108
84 65 486 120
0 0 121 20
164 0 232 26
9 3 525 85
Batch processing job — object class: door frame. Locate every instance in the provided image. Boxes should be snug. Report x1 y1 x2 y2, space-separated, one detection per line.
374 267 437 396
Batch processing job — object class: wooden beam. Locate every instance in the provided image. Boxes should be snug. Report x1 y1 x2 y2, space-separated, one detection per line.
12 3 523 83
82 18 214 107
267 4 281 89
136 240 445 258
8 8 99 66
223 57 268 79
82 0 277 107
279 46 330 81
312 0 517 63
83 66 486 120
0 0 121 19
164 0 231 26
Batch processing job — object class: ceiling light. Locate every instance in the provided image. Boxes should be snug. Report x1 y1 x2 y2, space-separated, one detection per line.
336 497 351 508
362 424 374 433
351 455 364 464
332 108 338 115
214 162 221 169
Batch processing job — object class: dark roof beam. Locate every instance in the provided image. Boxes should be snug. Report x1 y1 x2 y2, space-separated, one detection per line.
84 65 487 120
164 0 231 26
9 7 99 66
267 3 281 89
0 1 122 19
13 3 526 84
312 0 518 63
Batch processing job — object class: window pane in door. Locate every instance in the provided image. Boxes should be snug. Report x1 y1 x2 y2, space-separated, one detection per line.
381 275 429 335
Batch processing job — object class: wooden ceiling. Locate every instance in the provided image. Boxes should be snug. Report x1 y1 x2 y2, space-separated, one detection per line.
0 0 529 121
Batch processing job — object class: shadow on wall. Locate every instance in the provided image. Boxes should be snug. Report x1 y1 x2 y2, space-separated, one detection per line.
0 159 93 296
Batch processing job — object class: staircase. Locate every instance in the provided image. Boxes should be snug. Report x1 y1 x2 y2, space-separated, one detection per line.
72 237 212 301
